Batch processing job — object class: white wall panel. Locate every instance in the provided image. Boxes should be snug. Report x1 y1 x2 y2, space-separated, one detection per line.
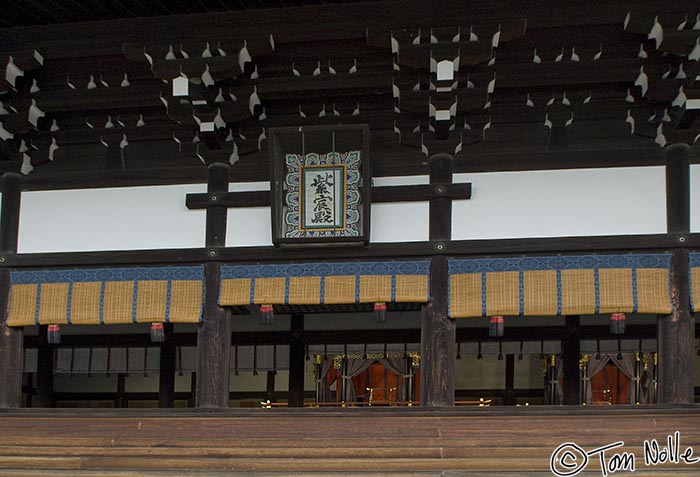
371 202 429 242
691 165 700 233
226 207 273 247
18 184 207 253
372 175 429 186
452 167 666 240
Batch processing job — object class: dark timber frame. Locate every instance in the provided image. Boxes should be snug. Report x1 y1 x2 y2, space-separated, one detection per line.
658 144 694 404
421 153 456 407
1 153 699 407
0 173 22 408
1 0 699 406
196 164 232 408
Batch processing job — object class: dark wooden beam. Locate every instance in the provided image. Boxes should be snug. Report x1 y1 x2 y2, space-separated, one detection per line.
195 163 231 408
265 370 276 404
3 232 699 271
0 173 23 409
658 250 694 404
657 144 693 404
185 183 471 210
562 316 581 405
420 153 455 407
34 326 54 408
115 373 126 408
665 144 690 234
504 354 516 406
287 313 305 407
5 145 674 193
158 323 176 408
23 324 666 351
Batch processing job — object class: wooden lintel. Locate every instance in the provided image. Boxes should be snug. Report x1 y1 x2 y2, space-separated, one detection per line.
1 233 697 269
185 183 471 210
186 190 270 209
22 324 665 351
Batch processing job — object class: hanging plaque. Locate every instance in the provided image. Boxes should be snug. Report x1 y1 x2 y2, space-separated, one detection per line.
270 125 370 246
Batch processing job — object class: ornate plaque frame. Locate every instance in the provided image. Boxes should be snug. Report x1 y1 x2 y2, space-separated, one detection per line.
270 125 370 247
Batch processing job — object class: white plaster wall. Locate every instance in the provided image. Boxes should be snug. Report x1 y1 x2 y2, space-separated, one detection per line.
452 167 666 240
226 207 273 247
372 175 429 186
371 202 429 242
691 165 700 233
18 184 207 253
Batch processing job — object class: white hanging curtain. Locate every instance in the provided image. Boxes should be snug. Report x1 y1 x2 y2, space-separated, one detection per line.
316 359 335 402
639 355 657 404
341 358 374 403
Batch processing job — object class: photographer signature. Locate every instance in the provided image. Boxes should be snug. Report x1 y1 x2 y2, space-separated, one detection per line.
550 431 699 476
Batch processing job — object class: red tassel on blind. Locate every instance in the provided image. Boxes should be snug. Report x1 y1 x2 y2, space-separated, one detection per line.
374 302 387 323
260 304 274 325
47 324 61 344
610 313 626 335
489 316 504 338
150 323 165 342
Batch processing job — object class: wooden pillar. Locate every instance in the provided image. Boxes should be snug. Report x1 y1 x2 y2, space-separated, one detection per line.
34 326 55 408
0 173 23 408
115 373 126 408
504 354 516 406
658 144 694 404
420 153 455 407
196 163 231 408
562 316 581 405
158 323 176 408
266 370 276 403
288 313 306 407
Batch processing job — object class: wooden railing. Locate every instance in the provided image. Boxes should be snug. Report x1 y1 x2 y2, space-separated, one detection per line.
1 406 699 476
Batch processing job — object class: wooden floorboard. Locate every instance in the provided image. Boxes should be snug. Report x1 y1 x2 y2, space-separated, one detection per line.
1 406 700 476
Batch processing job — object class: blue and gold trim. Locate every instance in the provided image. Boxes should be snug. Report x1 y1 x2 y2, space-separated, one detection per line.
449 254 672 318
8 266 204 327
219 261 430 306
690 253 700 313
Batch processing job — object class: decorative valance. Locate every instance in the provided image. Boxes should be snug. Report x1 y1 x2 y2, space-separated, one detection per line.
7 266 204 327
219 261 429 306
449 254 671 318
691 253 700 313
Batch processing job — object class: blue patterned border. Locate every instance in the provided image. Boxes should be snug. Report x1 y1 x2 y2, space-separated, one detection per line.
448 254 671 275
221 261 430 279
10 266 204 285
690 253 700 268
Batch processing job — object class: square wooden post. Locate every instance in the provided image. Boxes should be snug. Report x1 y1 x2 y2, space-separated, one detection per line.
288 313 306 407
420 154 455 407
196 163 232 408
657 144 694 404
0 173 23 408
